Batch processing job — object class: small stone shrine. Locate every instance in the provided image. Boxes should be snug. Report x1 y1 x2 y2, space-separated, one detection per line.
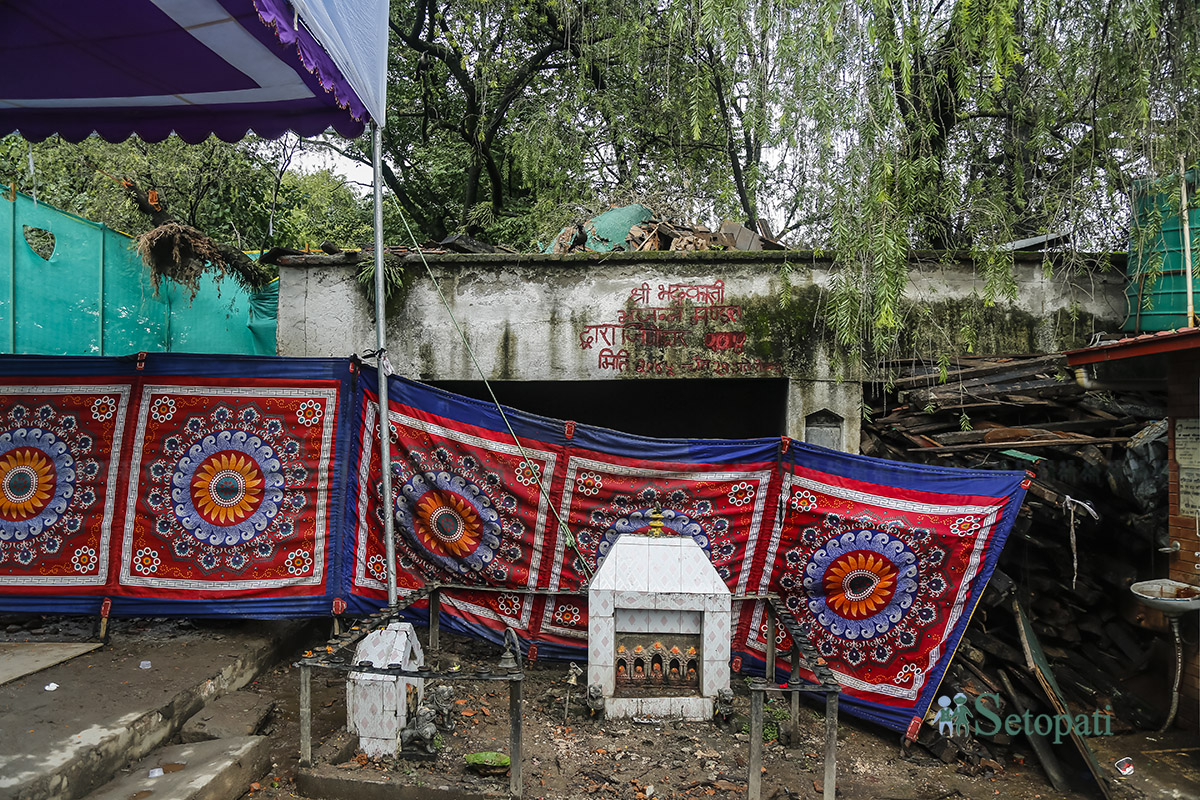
346 621 425 757
588 522 732 720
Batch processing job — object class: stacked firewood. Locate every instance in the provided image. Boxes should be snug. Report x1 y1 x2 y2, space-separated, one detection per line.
863 354 1170 782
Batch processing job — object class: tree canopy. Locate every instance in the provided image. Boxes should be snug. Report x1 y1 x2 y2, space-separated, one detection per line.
349 0 1198 357
4 0 1198 360
0 135 373 253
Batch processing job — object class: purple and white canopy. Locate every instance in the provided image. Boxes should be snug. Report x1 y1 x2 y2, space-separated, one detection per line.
0 0 388 142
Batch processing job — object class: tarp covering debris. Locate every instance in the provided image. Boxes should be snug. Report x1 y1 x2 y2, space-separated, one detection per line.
545 204 786 254
0 354 1026 732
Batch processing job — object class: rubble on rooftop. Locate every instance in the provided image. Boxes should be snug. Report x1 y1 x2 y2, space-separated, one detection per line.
546 204 786 255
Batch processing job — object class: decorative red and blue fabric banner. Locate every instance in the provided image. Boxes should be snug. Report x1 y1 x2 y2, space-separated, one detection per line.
346 367 1027 732
0 354 356 617
0 355 1027 733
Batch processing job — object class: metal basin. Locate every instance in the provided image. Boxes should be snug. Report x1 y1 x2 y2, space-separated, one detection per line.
1130 578 1200 616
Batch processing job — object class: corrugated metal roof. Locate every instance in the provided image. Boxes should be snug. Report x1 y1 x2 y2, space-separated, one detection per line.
1064 327 1200 364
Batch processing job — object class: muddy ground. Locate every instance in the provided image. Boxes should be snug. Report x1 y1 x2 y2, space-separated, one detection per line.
242 626 1125 800
0 615 1162 800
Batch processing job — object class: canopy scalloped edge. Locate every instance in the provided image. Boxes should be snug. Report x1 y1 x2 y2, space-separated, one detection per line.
254 0 369 126
1 0 372 144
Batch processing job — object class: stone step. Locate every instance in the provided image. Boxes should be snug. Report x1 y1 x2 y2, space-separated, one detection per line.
181 692 275 743
82 737 269 800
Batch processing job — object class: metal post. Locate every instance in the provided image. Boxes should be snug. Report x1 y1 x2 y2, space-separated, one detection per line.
429 587 440 651
299 664 312 766
372 121 397 608
822 691 838 800
7 187 15 352
764 603 776 683
748 687 763 800
509 676 523 799
1182 155 1196 327
789 642 801 745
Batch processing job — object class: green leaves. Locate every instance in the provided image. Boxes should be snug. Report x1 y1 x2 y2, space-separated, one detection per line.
0 134 370 255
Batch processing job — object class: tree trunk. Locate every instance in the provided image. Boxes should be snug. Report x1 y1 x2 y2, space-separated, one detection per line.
122 180 270 291
463 158 484 230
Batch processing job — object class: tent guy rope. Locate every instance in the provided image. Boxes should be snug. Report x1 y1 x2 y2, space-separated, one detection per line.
390 196 594 578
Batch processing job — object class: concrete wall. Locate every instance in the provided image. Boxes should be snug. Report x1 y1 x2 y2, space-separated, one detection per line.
277 250 1127 451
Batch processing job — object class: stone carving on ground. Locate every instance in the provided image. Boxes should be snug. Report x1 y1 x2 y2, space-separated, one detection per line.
399 702 439 754
428 684 457 733
587 684 606 718
713 687 735 731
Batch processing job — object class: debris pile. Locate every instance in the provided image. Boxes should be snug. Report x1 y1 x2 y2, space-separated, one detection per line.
547 204 786 254
864 353 1170 787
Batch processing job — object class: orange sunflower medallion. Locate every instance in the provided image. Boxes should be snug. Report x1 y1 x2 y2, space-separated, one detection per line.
0 447 57 522
413 492 481 558
822 550 898 620
191 451 265 526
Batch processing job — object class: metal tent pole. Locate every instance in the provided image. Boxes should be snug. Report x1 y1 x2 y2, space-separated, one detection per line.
372 121 397 608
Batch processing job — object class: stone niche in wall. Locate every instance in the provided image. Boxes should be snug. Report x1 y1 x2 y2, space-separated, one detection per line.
804 408 844 451
587 534 732 720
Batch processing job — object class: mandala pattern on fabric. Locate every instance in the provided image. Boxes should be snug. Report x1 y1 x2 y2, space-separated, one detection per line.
396 469 499 576
804 528 918 640
0 438 67 531
576 485 735 580
0 404 101 568
779 512 947 673
145 404 306 573
497 593 522 617
366 554 387 582
553 603 581 626
171 432 282 546
384 446 527 585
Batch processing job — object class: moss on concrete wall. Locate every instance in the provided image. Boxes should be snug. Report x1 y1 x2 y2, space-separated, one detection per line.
734 286 828 378
894 297 1115 360
283 248 1128 382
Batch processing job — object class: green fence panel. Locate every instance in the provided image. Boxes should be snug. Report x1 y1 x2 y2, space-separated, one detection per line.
1 192 275 356
0 194 13 353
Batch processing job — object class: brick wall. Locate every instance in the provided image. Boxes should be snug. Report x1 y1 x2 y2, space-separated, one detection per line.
1167 351 1200 730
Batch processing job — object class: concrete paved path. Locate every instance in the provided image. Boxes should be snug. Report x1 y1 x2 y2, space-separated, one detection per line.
0 620 306 800
0 643 103 687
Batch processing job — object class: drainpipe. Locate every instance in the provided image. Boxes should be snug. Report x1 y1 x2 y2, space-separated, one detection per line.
1182 156 1195 328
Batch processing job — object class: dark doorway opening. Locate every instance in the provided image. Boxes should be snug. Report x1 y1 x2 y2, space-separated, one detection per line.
429 379 789 439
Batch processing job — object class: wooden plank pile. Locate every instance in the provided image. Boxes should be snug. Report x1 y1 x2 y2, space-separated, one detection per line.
863 353 1170 785
625 220 717 251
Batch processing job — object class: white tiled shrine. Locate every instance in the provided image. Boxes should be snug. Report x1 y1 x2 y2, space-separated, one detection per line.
346 621 424 757
588 534 732 720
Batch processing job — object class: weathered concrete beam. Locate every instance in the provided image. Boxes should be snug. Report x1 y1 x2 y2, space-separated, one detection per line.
275 249 1125 453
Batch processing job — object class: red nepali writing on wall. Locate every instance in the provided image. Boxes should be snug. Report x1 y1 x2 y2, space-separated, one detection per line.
581 280 781 374
704 331 746 353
